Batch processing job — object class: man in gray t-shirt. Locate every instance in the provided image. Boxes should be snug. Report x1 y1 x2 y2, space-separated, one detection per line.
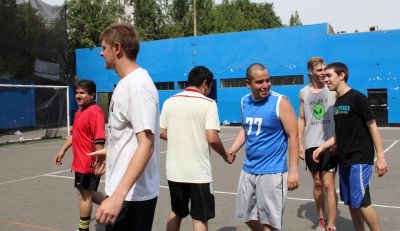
298 57 338 231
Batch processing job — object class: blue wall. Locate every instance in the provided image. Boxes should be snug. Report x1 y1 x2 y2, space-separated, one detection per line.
76 23 400 124
0 80 35 129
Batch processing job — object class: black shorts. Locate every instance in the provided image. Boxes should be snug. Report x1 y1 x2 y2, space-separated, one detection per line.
74 172 100 191
168 181 215 222
305 147 338 172
105 197 157 231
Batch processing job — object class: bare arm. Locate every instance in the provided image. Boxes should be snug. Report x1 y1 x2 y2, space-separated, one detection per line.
54 136 72 166
229 126 246 154
96 130 155 224
297 90 306 160
93 143 105 175
279 97 299 191
160 128 167 141
312 135 335 163
367 119 388 177
206 129 234 164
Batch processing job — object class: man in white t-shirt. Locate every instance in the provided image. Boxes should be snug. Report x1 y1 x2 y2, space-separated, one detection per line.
95 22 160 231
160 66 234 231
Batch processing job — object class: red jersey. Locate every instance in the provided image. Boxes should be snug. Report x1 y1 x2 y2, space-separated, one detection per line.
71 104 106 173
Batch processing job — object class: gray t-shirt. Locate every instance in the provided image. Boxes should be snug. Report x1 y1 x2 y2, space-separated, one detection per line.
301 85 336 149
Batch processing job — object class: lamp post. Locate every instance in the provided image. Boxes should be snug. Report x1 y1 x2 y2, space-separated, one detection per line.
193 0 197 36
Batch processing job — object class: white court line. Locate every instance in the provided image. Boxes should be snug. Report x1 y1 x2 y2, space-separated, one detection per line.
375 140 398 161
159 185 400 209
38 175 400 209
0 169 70 186
0 144 61 151
221 137 236 142
384 140 399 153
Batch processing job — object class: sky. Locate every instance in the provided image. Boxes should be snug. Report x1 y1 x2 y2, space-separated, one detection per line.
42 0 400 33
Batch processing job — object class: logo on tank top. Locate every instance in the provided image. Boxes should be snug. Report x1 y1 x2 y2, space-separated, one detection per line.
313 103 325 120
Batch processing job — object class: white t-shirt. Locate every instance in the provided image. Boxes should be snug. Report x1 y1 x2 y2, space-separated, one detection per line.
106 67 160 201
160 89 220 183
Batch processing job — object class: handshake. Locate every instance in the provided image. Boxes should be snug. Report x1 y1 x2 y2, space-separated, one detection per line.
223 149 237 164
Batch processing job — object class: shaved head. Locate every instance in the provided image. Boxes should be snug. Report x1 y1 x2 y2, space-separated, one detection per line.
246 63 268 80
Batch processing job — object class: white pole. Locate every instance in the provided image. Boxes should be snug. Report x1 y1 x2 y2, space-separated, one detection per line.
0 84 68 89
66 85 71 137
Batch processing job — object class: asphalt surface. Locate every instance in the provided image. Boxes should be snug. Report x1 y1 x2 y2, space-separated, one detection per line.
0 127 398 230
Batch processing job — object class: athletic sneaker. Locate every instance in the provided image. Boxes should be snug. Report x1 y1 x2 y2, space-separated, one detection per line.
315 218 326 231
326 227 336 231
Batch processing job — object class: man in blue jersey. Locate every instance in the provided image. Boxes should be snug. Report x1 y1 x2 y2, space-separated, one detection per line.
229 63 300 231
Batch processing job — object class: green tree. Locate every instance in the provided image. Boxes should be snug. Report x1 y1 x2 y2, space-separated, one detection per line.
212 0 282 33
129 0 171 40
0 0 51 80
289 10 302 26
66 0 125 81
168 0 192 37
66 0 125 48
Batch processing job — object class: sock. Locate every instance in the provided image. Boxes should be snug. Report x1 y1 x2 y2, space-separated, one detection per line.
79 216 91 231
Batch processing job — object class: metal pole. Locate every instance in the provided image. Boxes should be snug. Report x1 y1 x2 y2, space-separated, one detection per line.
66 85 71 137
193 0 197 36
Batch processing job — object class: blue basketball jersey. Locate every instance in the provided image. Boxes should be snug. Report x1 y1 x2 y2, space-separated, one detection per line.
241 91 288 174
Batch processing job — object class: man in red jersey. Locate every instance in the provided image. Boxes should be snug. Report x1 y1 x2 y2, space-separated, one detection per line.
55 80 106 231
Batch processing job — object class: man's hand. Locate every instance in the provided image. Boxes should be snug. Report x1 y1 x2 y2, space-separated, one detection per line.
95 194 124 225
312 145 325 163
88 148 107 175
375 156 388 177
287 169 299 191
299 144 305 160
54 151 65 166
225 149 236 164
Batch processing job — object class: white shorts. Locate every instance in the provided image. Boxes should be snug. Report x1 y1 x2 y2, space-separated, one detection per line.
235 170 288 229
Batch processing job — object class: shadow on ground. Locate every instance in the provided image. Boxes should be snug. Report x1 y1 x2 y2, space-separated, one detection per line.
297 201 353 230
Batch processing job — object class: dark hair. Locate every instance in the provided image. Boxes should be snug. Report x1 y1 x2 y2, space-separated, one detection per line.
100 22 140 61
77 80 97 100
187 66 214 87
325 62 349 82
246 63 266 80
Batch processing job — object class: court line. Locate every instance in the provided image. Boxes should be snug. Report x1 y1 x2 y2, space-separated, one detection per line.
159 185 400 210
0 217 60 231
222 137 236 142
374 140 398 161
384 140 399 153
44 173 400 209
0 170 70 186
13 172 400 210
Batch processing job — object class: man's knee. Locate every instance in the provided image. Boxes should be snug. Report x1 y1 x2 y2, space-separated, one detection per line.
192 219 207 231
323 180 335 193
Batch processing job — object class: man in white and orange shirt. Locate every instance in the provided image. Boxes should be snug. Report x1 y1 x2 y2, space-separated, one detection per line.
160 66 234 231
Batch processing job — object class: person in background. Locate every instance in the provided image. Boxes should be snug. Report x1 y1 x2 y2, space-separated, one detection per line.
160 66 234 231
313 62 388 231
55 79 106 231
229 63 300 231
298 57 338 231
93 22 160 231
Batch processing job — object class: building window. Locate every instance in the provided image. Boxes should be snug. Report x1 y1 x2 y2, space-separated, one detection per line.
178 81 188 89
270 75 303 86
155 82 174 90
220 78 246 88
220 75 303 88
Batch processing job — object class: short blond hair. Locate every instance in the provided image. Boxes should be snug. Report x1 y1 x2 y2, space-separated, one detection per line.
100 23 139 60
307 57 324 71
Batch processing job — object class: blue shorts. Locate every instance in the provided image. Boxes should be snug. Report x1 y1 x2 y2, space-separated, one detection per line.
339 164 372 208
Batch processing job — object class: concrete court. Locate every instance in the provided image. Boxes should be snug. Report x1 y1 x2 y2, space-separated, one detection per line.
0 127 398 231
